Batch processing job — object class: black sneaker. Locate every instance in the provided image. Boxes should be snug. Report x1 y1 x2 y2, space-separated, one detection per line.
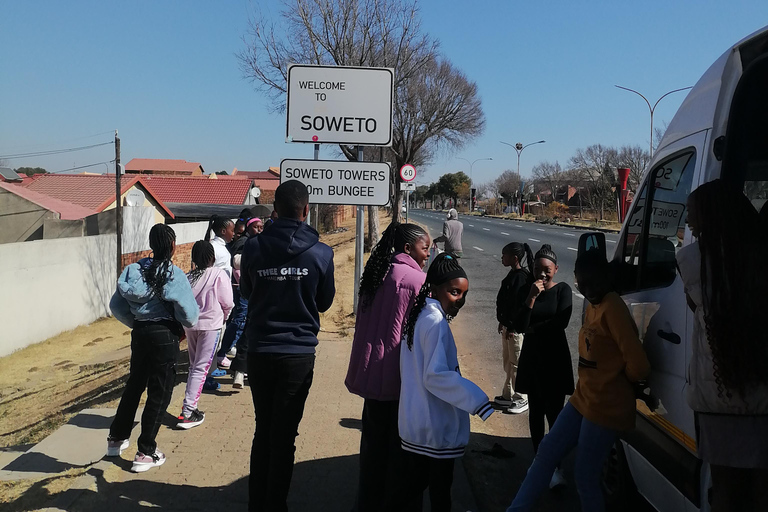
176 409 205 430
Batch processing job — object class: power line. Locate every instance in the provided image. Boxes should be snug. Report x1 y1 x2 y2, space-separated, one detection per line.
0 130 116 153
49 160 116 174
0 141 114 160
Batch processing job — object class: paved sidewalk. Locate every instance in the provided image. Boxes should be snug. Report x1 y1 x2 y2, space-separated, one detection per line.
35 334 478 511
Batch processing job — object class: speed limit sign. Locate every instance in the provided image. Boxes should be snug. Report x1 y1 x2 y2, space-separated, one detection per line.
400 164 416 182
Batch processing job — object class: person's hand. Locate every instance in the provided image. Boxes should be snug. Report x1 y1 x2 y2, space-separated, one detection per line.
528 280 545 301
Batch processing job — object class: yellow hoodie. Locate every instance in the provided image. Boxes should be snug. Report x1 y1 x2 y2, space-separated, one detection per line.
570 292 651 431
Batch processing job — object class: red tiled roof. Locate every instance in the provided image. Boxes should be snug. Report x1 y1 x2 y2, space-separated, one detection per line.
125 158 203 174
232 167 280 180
0 182 96 220
22 174 174 218
137 176 252 205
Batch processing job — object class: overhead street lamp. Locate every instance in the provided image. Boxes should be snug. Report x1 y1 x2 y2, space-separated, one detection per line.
456 157 492 212
614 85 692 158
499 140 546 180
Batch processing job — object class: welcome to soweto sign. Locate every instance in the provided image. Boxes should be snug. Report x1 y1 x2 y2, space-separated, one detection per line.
286 65 394 146
280 159 390 206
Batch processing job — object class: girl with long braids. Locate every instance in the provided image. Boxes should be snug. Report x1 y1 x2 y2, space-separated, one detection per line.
495 242 534 414
512 244 574 489
177 240 233 429
396 253 494 511
677 180 768 511
345 222 430 511
107 224 199 472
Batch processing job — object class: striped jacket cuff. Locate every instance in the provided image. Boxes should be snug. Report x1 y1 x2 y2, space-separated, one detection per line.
474 401 494 420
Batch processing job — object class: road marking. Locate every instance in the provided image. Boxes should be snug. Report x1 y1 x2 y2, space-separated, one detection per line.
607 240 617 244
536 228 546 232
501 232 510 236
493 254 498 258
469 224 475 227
473 246 484 252
565 233 576 237
529 238 540 242
568 247 578 251
483 228 490 231
516 225 523 228
574 292 585 299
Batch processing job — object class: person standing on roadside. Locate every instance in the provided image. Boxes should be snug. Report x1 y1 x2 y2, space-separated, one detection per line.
345 222 430 512
240 180 335 512
495 242 534 414
513 244 573 489
677 180 768 512
507 248 650 512
433 208 464 258
107 224 199 472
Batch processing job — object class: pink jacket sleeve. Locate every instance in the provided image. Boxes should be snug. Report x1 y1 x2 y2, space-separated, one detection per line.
216 270 235 321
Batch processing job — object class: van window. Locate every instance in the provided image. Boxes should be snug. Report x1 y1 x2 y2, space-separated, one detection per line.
618 151 695 292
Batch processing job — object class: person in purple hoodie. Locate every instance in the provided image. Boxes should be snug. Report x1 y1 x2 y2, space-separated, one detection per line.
345 222 431 512
177 240 234 429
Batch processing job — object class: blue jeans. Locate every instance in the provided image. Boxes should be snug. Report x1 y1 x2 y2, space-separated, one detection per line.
507 402 618 512
218 287 248 358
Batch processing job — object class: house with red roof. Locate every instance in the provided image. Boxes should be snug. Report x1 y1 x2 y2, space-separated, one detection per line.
232 167 280 203
125 158 204 176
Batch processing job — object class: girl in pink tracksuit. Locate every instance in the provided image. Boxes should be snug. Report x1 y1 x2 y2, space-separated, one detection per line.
178 240 233 429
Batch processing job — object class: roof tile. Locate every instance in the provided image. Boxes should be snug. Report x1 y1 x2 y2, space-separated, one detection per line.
137 176 252 205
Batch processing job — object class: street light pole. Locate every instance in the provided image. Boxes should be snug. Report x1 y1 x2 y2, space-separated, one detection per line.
499 140 545 214
455 157 492 211
614 85 692 158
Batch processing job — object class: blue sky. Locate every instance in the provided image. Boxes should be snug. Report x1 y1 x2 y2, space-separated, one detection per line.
1 1 767 187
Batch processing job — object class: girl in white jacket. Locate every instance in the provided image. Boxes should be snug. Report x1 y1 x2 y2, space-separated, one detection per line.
398 253 494 511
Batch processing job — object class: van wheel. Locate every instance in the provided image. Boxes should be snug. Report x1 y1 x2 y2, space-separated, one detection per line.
602 440 640 511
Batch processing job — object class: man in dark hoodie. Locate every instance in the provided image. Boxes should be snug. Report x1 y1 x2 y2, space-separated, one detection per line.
240 179 335 512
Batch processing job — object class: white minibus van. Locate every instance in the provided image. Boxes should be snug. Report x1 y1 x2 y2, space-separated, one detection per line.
579 24 768 512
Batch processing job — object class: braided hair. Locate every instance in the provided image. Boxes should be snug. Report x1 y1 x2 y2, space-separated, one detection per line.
188 240 216 286
689 180 768 399
204 214 233 242
141 224 176 301
404 253 467 350
502 242 534 275
358 222 428 310
534 244 557 265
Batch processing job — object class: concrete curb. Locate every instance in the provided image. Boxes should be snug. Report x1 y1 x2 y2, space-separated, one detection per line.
435 209 622 234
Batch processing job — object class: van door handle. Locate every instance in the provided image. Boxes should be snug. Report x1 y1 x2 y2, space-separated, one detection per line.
657 330 681 344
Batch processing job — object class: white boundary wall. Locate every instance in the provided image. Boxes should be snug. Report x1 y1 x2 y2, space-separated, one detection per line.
0 234 117 357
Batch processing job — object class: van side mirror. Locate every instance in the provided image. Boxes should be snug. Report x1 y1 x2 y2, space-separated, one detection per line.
577 232 607 260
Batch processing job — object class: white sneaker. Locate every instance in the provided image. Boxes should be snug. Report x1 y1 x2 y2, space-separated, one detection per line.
217 357 231 369
131 449 166 473
226 346 237 359
549 468 567 489
504 398 529 414
233 371 244 389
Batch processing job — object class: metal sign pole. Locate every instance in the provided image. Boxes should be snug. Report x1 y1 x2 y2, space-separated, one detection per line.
406 190 409 223
353 146 365 314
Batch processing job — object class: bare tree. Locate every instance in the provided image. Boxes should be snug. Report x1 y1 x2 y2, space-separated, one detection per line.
531 161 566 203
494 170 521 212
238 0 484 235
568 144 618 220
616 145 650 193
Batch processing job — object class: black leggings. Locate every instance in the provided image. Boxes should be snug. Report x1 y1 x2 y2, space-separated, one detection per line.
527 388 565 453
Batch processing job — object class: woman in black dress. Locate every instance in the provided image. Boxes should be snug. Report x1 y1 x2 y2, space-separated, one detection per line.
513 244 573 488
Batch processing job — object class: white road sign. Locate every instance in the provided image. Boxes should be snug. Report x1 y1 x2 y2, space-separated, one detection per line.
286 65 394 146
400 182 416 191
280 159 390 206
400 164 416 182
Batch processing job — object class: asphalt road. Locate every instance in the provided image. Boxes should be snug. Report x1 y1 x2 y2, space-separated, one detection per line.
408 209 625 511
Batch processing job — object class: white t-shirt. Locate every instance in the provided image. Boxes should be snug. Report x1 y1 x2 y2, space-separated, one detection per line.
211 236 232 278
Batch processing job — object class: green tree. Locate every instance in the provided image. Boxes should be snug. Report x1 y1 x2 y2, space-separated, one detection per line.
15 166 47 176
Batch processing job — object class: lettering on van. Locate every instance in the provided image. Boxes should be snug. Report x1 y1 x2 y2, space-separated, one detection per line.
627 199 686 238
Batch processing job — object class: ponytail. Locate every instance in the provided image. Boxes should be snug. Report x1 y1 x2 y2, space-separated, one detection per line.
141 224 176 300
358 222 428 311
188 240 216 286
205 214 233 242
502 242 534 275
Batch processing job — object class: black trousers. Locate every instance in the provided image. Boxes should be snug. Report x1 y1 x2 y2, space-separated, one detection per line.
109 320 179 455
356 399 402 512
527 387 565 453
248 352 315 512
395 451 455 512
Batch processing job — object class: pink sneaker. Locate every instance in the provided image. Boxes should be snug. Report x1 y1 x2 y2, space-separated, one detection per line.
131 450 166 473
217 357 231 369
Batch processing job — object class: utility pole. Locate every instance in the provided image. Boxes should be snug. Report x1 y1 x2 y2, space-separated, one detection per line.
115 130 122 278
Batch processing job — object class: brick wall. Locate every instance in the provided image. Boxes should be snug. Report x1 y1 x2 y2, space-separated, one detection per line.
121 241 195 272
